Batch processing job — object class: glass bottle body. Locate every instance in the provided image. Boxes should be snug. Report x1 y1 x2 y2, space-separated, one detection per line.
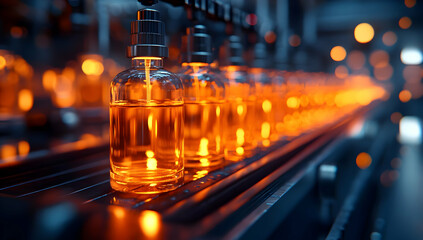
109 58 184 194
221 65 257 161
250 68 277 146
270 70 287 138
179 63 225 169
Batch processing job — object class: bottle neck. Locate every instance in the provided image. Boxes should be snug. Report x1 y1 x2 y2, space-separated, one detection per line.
131 57 163 68
182 62 211 69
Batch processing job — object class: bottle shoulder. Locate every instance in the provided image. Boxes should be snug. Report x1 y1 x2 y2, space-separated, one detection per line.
111 67 182 88
178 70 226 88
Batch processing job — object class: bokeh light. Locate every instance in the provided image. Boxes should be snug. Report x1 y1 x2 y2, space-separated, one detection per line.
354 23 374 44
330 46 347 61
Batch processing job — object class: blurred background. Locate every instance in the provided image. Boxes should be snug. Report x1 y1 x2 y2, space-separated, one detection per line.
0 0 423 239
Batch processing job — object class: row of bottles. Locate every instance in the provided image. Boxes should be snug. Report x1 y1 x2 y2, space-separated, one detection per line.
108 9 387 194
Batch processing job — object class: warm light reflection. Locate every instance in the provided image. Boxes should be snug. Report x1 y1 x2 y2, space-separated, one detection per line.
399 17 412 29
286 97 300 109
147 157 157 170
1 145 17 161
18 141 30 157
197 138 209 157
236 128 245 146
330 46 347 62
405 0 416 8
399 90 412 102
356 152 372 169
264 31 277 44
193 170 209 180
111 206 126 219
237 104 244 115
261 122 271 139
0 56 6 70
262 100 272 113
82 59 104 76
42 70 57 91
18 89 33 112
354 23 374 44
139 211 161 239
289 34 301 47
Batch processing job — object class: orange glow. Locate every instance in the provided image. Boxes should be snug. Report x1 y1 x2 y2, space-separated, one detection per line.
390 112 402 124
1 145 17 161
330 46 347 61
405 0 416 8
261 122 271 139
52 73 76 108
10 26 24 38
183 62 209 68
193 170 209 180
289 34 301 47
111 206 125 219
18 89 33 112
237 104 244 115
347 51 366 70
139 211 161 238
264 31 277 44
399 17 412 29
0 56 6 70
335 65 349 79
62 67 75 81
287 96 300 109
197 138 209 157
147 157 157 170
354 23 374 44
374 65 393 81
399 90 412 102
236 147 244 155
236 128 245 146
262 100 272 113
356 152 372 169
370 50 389 68
18 141 30 157
81 59 104 76
42 70 57 91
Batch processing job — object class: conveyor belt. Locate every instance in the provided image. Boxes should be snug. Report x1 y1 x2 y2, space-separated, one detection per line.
0 104 378 239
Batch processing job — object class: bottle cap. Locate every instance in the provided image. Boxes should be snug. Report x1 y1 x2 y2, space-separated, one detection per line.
182 25 213 63
127 8 168 58
226 35 245 66
253 42 268 68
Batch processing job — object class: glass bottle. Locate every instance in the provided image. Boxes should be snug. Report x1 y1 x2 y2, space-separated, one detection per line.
178 25 225 169
220 36 257 161
249 43 276 147
109 9 184 194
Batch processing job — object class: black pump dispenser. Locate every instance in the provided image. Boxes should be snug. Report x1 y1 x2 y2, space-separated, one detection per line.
126 8 168 58
182 25 213 63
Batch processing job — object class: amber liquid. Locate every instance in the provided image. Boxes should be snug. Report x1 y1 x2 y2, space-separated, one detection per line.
223 99 257 161
109 101 183 194
184 101 224 168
